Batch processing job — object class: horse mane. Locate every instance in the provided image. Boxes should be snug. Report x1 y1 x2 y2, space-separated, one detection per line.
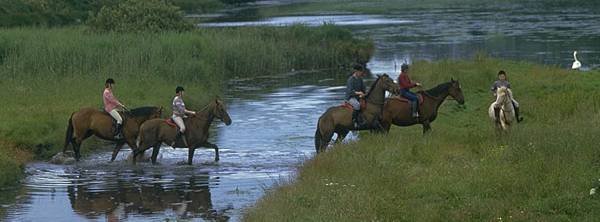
424 82 452 97
128 106 159 117
365 74 386 99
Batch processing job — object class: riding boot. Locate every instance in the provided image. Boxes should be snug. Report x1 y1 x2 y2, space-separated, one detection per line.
514 106 523 123
494 107 501 124
114 124 123 140
352 110 365 129
411 101 419 118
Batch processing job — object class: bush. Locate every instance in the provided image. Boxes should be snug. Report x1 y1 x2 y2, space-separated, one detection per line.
88 0 193 33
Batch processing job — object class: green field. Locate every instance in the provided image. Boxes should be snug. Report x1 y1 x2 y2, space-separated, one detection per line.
0 25 372 187
245 57 600 221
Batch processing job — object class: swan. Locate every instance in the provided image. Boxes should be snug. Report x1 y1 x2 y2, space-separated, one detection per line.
572 51 582 70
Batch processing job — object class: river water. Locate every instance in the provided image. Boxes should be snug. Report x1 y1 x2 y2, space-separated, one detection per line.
2 2 600 221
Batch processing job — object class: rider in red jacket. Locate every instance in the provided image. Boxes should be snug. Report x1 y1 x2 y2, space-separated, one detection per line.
397 64 421 118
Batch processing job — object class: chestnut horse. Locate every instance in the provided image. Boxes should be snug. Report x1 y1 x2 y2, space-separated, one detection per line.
381 79 465 133
63 106 163 161
314 74 400 153
132 98 232 165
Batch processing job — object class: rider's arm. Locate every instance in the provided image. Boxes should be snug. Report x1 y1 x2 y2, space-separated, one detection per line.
399 74 417 88
184 109 196 115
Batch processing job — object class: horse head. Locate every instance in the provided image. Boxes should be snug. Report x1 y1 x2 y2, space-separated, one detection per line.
495 86 510 105
154 106 164 118
366 74 399 105
210 97 232 126
378 74 400 95
448 78 465 105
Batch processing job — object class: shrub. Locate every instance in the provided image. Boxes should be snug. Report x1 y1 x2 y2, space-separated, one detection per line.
88 0 193 33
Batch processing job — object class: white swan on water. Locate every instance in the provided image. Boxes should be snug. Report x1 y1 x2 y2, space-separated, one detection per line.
572 51 582 70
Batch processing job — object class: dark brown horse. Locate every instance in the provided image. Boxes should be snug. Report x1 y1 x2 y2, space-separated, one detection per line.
63 106 163 161
132 98 232 165
381 79 465 133
314 74 400 153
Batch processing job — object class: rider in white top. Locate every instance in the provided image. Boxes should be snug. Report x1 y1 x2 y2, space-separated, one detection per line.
172 86 196 147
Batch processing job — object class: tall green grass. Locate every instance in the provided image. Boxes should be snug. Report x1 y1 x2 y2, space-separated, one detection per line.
245 57 600 221
0 25 372 186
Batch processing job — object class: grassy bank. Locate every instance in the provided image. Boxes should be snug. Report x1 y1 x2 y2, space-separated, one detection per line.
0 25 372 187
245 57 600 221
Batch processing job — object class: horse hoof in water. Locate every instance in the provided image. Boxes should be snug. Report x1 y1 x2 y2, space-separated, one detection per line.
126 151 152 163
49 152 76 165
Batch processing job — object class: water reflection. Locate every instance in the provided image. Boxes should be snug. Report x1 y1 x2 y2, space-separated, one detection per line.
3 162 231 222
66 174 227 221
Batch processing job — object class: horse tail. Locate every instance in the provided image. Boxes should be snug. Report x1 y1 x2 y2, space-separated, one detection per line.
314 120 322 153
63 113 74 152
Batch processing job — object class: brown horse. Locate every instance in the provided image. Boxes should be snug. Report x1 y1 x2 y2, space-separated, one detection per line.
63 106 163 161
314 74 400 153
381 79 465 133
132 98 232 165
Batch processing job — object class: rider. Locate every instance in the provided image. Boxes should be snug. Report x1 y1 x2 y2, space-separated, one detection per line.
491 70 523 123
397 64 422 118
103 78 127 139
346 64 367 128
172 86 196 147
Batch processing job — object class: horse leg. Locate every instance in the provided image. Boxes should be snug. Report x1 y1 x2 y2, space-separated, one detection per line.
335 129 349 144
110 142 125 162
422 121 432 134
72 140 82 161
71 130 93 161
320 131 334 153
188 147 196 165
151 143 161 165
201 142 220 162
133 142 153 165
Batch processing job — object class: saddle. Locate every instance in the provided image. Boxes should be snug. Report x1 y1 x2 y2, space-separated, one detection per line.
340 98 367 111
390 94 424 104
165 118 178 128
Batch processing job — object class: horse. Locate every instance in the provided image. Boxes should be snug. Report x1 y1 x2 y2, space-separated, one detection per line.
314 74 400 153
488 86 515 131
63 106 163 161
381 79 465 133
132 98 232 165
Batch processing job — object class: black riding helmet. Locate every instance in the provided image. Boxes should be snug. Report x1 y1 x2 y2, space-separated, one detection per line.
176 86 185 93
106 78 115 84
353 64 364 72
401 63 409 72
